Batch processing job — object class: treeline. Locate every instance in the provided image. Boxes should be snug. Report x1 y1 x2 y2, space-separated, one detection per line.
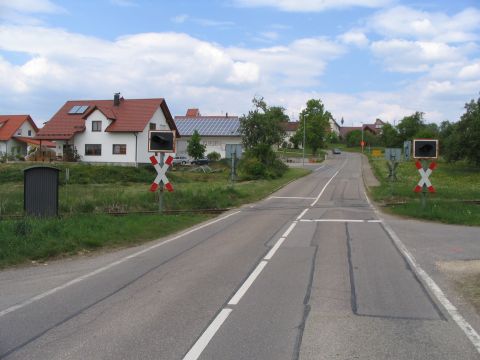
346 96 480 166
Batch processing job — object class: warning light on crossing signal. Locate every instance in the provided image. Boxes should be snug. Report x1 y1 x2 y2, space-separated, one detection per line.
148 130 176 153
413 139 438 159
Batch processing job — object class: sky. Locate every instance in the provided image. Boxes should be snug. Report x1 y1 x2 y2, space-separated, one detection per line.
0 0 479 127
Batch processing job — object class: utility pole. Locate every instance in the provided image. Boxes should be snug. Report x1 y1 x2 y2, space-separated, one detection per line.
302 116 306 167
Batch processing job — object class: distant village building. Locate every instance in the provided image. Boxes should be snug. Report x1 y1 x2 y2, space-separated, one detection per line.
35 94 179 165
339 118 385 139
0 115 55 157
174 109 241 158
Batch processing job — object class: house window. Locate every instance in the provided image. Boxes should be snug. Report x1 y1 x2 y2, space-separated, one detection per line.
149 123 156 130
92 121 102 132
112 144 127 155
85 144 102 156
28 130 32 136
17 130 22 136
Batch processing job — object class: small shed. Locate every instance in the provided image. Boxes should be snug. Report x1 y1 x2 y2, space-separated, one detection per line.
24 166 60 217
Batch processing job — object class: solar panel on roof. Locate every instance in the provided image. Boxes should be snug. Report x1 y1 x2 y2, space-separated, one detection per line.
68 105 89 114
176 118 240 137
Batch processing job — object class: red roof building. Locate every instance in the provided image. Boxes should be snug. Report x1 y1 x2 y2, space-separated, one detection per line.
36 94 179 164
0 115 54 157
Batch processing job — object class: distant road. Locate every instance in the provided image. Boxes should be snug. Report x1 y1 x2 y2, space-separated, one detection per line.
0 152 478 359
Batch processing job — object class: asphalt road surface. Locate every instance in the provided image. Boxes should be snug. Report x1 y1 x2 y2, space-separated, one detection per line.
1 152 479 359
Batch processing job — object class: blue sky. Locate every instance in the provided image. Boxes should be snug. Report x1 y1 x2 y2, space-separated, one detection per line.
1 0 479 127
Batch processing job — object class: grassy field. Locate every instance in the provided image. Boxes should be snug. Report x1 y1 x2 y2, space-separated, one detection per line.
367 156 480 226
0 162 310 268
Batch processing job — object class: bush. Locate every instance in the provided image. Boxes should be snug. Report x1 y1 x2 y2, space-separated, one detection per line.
207 151 221 162
238 155 287 180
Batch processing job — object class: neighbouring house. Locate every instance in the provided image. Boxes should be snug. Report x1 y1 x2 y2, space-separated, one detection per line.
35 94 179 165
174 109 241 158
0 115 55 158
329 118 341 136
339 118 385 140
281 122 299 148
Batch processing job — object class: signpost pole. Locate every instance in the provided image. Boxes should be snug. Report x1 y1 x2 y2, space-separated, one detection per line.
159 152 164 213
421 159 427 209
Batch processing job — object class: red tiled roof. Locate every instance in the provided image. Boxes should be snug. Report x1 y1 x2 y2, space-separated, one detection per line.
14 137 56 148
175 115 239 121
36 98 178 140
186 108 201 117
0 115 38 141
281 121 299 132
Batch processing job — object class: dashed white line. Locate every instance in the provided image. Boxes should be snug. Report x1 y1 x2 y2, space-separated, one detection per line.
296 208 309 220
228 261 268 306
183 308 233 360
310 160 347 207
282 221 298 237
0 211 242 319
264 237 286 260
269 196 316 200
299 219 381 223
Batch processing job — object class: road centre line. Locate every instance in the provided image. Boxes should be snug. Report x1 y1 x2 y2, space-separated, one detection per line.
282 221 298 237
363 191 480 354
269 196 316 200
264 237 286 260
228 261 268 306
300 219 381 223
183 161 346 359
183 308 233 360
0 211 242 319
296 208 309 221
310 160 347 207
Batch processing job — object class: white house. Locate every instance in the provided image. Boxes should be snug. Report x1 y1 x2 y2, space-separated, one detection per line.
0 115 55 157
174 109 242 158
35 94 179 165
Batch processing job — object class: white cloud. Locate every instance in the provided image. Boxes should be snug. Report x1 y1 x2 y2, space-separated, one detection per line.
459 61 480 79
339 30 369 47
0 0 63 13
171 14 189 24
110 0 138 7
371 39 474 73
234 0 391 12
370 6 480 43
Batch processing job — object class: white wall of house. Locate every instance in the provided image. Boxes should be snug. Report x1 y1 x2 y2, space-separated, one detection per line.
15 121 36 138
71 107 172 164
136 107 172 163
176 136 242 158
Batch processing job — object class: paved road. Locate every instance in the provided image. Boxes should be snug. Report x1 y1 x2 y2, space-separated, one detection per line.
1 153 479 359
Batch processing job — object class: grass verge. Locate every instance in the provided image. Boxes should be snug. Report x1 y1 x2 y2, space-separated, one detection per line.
0 167 310 268
366 156 480 226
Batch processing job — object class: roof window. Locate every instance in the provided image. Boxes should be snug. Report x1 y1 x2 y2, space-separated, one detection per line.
68 105 89 114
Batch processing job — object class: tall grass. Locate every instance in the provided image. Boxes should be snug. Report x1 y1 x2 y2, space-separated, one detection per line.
368 157 480 225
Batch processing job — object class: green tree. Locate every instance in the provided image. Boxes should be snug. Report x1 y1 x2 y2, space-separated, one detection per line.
345 130 362 147
380 123 401 147
239 97 287 164
397 111 425 142
187 130 206 160
457 97 480 165
296 99 331 155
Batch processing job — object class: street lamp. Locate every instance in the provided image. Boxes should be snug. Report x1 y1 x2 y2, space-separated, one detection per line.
302 116 306 167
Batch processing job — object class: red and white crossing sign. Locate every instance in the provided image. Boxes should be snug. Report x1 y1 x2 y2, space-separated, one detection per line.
149 155 174 192
414 160 436 193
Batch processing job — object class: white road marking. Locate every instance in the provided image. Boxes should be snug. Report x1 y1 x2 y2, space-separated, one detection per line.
363 191 480 354
182 308 233 360
296 208 309 220
228 261 268 305
269 196 316 200
282 221 298 237
310 160 347 207
264 237 286 260
300 219 379 223
0 211 242 318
